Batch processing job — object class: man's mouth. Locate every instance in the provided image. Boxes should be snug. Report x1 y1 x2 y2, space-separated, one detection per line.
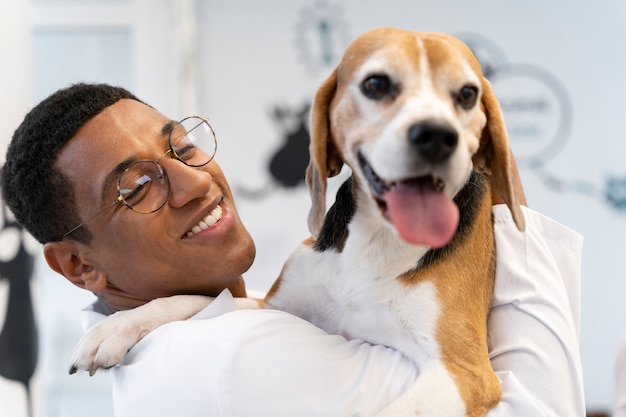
185 204 223 238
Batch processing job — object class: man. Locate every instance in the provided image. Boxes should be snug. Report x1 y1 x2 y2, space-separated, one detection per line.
1 83 585 416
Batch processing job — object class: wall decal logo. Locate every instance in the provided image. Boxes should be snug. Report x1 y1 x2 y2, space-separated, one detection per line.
294 0 350 77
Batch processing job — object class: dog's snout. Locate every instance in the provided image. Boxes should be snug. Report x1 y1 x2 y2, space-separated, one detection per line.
408 120 458 163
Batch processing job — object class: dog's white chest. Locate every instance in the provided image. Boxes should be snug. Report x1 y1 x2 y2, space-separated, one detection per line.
271 244 442 364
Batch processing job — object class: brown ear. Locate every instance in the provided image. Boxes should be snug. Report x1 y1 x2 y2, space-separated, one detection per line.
43 241 108 292
473 78 526 231
306 68 344 238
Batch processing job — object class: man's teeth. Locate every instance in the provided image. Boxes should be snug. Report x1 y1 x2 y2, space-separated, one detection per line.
186 205 223 238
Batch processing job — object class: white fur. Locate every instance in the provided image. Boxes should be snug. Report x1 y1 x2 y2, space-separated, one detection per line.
269 242 441 362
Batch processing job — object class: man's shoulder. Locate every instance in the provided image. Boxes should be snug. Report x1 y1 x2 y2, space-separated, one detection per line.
120 307 328 361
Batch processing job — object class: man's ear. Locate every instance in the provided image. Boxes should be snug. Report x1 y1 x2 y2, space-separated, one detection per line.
43 241 108 292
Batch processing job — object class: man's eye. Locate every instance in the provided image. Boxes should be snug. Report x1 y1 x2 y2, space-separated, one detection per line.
120 175 151 204
360 74 396 100
173 143 197 160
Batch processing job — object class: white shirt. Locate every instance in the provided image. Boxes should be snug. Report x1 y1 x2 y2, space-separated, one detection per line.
82 206 585 416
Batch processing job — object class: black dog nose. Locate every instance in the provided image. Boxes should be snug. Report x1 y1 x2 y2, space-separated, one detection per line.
408 120 458 163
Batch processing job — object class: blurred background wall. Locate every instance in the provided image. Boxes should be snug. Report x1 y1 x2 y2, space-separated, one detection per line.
1 0 624 415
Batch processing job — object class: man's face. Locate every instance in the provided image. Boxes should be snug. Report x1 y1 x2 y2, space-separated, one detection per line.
55 99 256 309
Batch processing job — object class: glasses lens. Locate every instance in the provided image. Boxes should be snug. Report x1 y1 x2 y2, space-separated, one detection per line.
118 161 169 213
170 116 217 167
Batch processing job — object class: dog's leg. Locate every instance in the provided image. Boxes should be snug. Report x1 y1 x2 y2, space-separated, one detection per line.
70 294 265 375
69 295 213 375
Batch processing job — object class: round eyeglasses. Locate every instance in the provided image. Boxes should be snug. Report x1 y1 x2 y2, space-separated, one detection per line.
62 116 217 239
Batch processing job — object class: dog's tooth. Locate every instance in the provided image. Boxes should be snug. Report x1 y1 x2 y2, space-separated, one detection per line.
432 176 445 192
437 179 445 192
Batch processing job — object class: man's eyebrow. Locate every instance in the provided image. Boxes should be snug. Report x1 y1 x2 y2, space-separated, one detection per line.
101 157 137 204
161 120 177 137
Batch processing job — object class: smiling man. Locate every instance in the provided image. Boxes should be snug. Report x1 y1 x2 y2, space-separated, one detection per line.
0 83 585 416
42 97 254 311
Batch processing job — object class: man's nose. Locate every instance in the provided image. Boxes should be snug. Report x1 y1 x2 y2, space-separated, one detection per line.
160 158 212 208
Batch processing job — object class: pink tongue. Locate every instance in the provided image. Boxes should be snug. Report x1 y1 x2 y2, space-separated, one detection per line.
383 179 459 248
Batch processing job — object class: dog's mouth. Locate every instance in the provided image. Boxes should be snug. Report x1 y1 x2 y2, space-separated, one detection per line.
358 151 459 248
360 151 446 197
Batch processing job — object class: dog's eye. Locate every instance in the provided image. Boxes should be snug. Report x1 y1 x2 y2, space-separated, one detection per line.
361 75 395 100
456 85 479 109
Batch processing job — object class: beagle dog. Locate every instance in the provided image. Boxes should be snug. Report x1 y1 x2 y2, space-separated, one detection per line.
71 27 526 417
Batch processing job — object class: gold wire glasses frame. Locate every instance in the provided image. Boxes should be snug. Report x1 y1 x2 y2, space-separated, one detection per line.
62 116 217 239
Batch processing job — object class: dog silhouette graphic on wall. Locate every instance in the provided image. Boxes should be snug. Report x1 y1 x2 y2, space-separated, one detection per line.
236 102 311 198
269 103 311 188
0 202 37 417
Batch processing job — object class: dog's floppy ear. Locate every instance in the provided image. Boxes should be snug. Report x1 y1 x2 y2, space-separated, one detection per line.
473 78 526 231
306 68 344 238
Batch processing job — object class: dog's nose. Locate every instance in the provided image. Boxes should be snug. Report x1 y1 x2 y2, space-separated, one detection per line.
408 120 458 163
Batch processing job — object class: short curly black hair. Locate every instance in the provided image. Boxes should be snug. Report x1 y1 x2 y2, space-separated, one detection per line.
0 83 144 244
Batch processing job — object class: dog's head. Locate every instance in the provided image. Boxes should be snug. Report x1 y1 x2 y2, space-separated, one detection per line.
307 27 525 247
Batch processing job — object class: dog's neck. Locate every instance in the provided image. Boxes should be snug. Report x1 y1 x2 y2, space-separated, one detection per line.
313 172 489 280
349 186 432 278
314 176 430 279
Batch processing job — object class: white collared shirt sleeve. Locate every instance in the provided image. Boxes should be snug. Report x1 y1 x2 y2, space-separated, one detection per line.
110 307 418 417
90 205 584 417
486 205 585 416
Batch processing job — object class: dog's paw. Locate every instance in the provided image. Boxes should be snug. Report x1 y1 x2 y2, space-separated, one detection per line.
69 309 149 376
